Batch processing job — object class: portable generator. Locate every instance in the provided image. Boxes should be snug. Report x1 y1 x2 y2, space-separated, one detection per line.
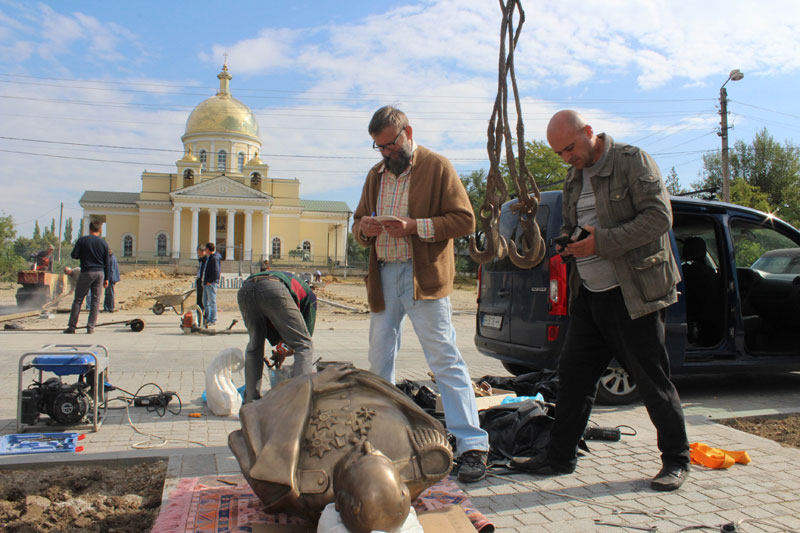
17 345 110 432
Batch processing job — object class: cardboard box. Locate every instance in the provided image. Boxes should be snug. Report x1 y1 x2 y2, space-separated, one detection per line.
435 388 515 412
418 505 476 532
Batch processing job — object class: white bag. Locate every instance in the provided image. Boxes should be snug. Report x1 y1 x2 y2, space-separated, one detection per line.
205 347 245 416
317 502 423 533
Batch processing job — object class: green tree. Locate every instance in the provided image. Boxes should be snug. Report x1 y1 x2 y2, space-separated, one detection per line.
665 167 686 195
49 218 56 237
64 217 74 244
694 129 800 226
346 232 369 266
500 139 570 192
0 214 26 280
33 221 41 240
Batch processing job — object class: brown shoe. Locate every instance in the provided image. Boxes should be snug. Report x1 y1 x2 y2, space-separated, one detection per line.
457 450 488 483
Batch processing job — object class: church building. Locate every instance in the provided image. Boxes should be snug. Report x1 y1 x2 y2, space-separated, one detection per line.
78 65 352 268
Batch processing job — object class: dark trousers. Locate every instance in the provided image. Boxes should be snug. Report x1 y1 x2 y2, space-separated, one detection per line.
68 271 104 330
196 279 204 310
237 277 314 404
548 286 690 470
103 282 116 311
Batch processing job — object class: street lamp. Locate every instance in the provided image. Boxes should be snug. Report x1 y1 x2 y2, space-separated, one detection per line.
719 69 744 202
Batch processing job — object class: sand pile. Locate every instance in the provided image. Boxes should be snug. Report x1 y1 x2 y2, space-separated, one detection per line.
123 268 173 280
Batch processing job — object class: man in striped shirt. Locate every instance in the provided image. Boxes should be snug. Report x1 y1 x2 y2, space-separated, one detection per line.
353 106 490 483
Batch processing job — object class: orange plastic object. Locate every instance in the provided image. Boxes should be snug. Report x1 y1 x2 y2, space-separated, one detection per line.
690 442 751 469
188 412 203 418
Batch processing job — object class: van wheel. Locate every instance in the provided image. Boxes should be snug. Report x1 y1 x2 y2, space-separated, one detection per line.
596 364 638 405
502 361 533 376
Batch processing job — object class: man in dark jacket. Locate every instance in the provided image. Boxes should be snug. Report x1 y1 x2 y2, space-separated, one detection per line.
64 220 110 334
195 245 206 311
237 270 317 403
103 251 121 312
200 242 221 327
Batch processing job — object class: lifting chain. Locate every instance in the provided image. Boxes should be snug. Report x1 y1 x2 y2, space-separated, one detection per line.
469 0 546 269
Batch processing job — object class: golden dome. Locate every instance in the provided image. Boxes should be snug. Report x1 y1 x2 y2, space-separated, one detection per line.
184 65 260 140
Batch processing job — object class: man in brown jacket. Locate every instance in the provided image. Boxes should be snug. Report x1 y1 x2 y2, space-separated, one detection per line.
353 106 489 483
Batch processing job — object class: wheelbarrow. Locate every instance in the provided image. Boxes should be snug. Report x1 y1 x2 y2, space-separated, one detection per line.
151 288 196 315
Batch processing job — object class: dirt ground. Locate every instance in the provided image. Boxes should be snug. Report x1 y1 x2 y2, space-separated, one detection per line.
1 269 799 531
0 459 166 532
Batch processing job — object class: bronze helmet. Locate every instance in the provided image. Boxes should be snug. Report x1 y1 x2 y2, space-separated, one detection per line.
333 441 411 533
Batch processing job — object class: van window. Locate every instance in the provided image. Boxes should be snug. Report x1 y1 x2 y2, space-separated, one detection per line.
483 201 549 272
729 219 800 268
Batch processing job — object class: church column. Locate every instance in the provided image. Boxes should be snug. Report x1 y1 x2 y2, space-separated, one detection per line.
171 207 182 259
244 209 253 261
190 207 200 259
208 208 218 248
82 215 90 236
226 209 235 261
262 211 270 263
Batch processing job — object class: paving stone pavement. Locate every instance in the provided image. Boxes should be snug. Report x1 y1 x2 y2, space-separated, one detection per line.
1 305 800 532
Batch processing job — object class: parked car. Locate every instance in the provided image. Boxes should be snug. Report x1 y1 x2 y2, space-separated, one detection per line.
751 248 800 281
474 191 800 404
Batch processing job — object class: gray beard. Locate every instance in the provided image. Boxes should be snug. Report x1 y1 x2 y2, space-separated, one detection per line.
384 148 412 175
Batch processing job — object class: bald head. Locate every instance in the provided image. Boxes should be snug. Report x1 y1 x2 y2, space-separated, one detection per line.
546 110 601 169
547 110 586 141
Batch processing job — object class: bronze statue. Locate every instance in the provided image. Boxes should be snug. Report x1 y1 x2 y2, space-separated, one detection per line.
228 364 452 523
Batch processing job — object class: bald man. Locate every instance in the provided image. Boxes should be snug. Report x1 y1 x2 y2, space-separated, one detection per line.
511 110 690 491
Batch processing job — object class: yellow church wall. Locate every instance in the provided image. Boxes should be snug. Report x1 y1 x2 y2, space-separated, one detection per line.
104 211 138 255
138 209 173 256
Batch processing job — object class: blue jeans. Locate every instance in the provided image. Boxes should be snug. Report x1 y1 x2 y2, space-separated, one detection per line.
202 282 218 325
368 261 488 454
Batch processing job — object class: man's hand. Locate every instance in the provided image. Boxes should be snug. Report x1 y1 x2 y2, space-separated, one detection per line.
359 216 383 237
103 280 109 289
381 216 417 237
564 225 596 258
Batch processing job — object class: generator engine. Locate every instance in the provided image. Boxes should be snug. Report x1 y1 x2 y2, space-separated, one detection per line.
20 376 93 426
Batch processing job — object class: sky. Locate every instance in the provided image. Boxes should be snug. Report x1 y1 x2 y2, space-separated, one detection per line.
1 0 800 238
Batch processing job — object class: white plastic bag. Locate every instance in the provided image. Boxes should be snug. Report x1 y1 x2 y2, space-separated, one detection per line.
317 502 423 533
205 347 245 416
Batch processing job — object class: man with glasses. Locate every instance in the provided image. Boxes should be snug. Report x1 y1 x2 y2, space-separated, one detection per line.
353 106 490 483
510 109 690 491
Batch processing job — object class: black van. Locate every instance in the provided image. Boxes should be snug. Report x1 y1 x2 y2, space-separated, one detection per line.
474 191 800 404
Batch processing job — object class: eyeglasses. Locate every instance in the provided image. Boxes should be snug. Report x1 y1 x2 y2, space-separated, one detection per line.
372 129 406 152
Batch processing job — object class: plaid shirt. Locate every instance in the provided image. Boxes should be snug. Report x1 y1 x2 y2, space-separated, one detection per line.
375 141 435 261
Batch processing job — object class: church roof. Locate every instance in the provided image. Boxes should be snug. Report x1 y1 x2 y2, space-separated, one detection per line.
300 200 352 213
183 65 260 140
80 191 140 205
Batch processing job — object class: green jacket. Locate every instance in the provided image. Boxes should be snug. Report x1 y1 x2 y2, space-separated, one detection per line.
561 134 681 319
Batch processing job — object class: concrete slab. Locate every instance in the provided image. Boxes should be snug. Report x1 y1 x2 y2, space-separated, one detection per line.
2 308 800 532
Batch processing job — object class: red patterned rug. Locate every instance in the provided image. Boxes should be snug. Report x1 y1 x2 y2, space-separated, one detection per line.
152 475 494 532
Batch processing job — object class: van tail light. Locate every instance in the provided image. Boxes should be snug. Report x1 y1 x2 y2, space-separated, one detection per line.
547 325 560 342
476 264 482 303
548 254 568 316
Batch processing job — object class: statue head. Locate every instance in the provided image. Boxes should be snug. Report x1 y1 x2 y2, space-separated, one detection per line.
333 441 410 533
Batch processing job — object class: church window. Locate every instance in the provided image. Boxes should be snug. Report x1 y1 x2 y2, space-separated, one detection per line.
251 172 261 186
122 234 134 257
302 240 311 261
183 169 194 185
238 152 245 172
199 150 207 171
272 237 281 259
156 232 168 257
218 150 227 171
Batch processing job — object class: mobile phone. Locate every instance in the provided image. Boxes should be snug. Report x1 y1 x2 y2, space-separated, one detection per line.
570 225 589 242
554 226 589 249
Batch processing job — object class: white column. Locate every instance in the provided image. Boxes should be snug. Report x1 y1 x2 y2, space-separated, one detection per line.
190 207 200 259
262 211 270 263
82 215 90 236
171 207 182 259
244 209 253 261
226 210 235 261
208 208 218 248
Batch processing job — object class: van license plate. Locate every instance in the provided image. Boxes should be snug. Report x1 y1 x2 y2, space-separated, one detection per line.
481 314 503 329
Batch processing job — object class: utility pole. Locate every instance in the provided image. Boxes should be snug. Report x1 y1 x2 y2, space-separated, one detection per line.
57 202 63 262
718 69 744 203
